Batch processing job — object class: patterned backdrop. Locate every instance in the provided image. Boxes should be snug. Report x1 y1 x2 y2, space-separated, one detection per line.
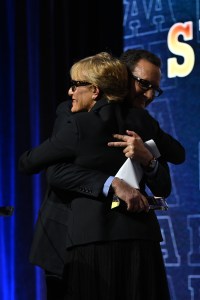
123 0 200 299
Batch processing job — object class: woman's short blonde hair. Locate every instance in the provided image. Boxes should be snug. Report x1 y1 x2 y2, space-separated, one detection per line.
70 52 129 102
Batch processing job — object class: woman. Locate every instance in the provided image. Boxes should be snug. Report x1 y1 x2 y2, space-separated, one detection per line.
19 52 171 300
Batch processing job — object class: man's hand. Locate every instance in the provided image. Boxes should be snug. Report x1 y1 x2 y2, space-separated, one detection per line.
108 130 153 167
111 177 149 212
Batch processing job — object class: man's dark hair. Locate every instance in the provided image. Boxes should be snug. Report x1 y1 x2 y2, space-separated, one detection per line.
120 49 161 72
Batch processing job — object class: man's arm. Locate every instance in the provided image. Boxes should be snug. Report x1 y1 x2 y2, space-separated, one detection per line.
144 158 171 198
125 108 185 164
18 115 77 174
146 111 185 164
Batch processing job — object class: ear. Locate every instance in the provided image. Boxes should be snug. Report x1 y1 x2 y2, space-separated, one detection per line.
92 86 100 100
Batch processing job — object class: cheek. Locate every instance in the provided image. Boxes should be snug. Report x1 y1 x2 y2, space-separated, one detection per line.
135 85 144 96
134 83 139 92
131 84 138 97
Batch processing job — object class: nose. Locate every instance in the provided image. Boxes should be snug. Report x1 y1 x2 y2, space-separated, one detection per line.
68 87 73 96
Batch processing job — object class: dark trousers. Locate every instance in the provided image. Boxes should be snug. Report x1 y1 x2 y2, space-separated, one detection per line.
45 271 65 300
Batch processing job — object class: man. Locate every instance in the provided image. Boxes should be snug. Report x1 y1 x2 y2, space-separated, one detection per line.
121 48 163 109
112 49 185 164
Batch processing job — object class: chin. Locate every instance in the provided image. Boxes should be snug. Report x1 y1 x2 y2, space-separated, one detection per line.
71 106 77 112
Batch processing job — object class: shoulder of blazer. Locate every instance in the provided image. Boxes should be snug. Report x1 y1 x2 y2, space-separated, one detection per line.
56 100 72 116
90 98 110 113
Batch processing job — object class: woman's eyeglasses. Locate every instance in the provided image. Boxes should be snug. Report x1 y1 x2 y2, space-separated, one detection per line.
132 75 163 97
70 80 92 92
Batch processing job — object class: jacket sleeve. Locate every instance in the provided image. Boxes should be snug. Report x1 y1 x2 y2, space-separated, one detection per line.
144 158 171 198
46 163 109 198
52 100 72 134
18 116 78 174
146 111 186 164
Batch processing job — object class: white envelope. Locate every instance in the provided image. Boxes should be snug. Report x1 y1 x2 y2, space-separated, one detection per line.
115 158 142 189
111 139 161 208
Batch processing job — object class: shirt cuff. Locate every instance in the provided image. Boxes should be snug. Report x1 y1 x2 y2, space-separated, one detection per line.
103 176 114 196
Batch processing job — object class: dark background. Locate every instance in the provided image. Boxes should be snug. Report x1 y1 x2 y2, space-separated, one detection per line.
0 1 123 299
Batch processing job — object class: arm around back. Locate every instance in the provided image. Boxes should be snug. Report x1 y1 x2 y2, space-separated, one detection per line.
146 111 185 164
46 163 109 198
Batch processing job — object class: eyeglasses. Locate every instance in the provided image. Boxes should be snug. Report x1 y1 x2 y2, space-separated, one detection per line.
132 75 163 97
70 80 92 92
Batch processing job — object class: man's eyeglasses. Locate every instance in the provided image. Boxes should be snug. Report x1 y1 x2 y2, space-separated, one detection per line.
70 80 92 92
132 75 163 97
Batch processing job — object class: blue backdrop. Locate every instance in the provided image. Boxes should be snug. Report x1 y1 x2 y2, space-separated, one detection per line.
123 0 200 299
